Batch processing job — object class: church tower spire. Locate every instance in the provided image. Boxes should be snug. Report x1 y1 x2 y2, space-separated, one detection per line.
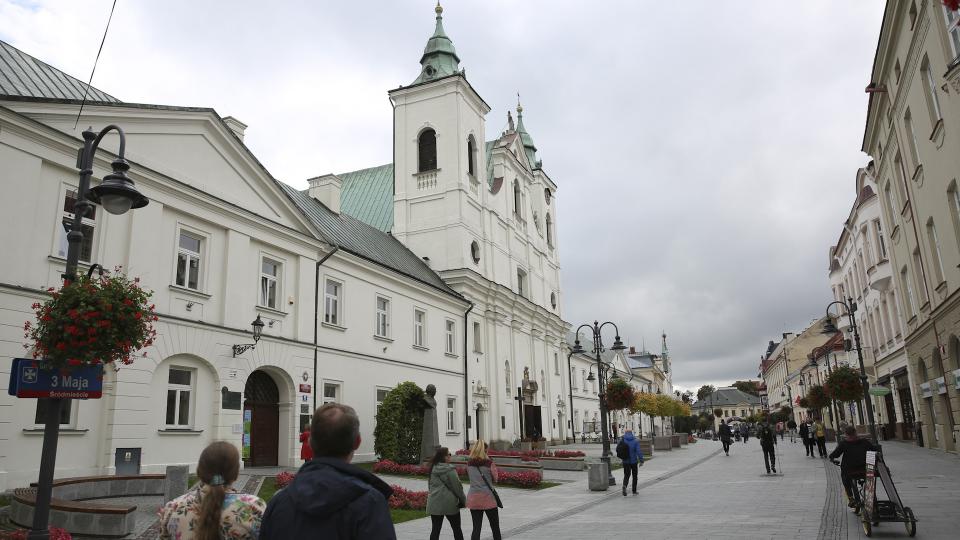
413 2 461 84
515 95 539 167
660 332 670 374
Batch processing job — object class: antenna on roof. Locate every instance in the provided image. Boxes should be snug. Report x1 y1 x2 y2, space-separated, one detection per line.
74 0 118 129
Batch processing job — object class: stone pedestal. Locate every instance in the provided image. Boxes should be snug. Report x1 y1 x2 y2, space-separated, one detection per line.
638 439 654 459
677 432 689 446
587 462 609 491
164 465 189 503
653 436 673 451
670 435 681 448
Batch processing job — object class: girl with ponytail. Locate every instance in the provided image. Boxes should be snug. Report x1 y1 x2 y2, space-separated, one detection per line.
159 441 265 539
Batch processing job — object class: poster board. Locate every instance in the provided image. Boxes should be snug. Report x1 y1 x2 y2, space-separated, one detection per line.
862 450 877 521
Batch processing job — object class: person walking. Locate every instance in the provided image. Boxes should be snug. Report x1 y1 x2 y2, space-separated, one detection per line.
814 419 828 457
300 427 313 463
466 440 502 540
718 419 732 456
787 419 797 443
260 403 395 539
757 418 777 474
159 441 265 540
616 429 643 496
427 447 466 540
829 425 879 508
740 421 750 443
799 419 814 457
776 421 784 441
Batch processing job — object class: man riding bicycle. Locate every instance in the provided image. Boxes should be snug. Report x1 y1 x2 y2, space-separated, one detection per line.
829 425 878 508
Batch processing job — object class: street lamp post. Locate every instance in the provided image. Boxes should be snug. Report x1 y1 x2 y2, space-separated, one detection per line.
781 385 793 424
823 298 879 444
572 320 626 487
30 125 148 539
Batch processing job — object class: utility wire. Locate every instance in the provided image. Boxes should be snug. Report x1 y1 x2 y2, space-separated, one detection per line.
74 0 118 129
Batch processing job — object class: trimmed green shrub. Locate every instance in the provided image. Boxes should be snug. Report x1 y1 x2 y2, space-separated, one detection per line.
374 382 425 464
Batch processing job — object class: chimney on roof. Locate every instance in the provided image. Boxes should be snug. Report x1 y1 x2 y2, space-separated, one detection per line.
308 174 342 214
222 116 247 141
629 346 635 354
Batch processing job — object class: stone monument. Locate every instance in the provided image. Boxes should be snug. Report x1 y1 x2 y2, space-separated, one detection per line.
420 384 440 463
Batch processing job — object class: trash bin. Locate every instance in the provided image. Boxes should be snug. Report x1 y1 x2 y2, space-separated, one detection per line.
587 461 609 491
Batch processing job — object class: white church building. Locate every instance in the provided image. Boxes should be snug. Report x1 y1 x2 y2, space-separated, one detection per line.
0 4 574 489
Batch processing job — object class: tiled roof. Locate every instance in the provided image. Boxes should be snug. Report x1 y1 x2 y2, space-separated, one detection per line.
0 40 119 102
280 183 461 299
695 388 762 408
336 164 394 233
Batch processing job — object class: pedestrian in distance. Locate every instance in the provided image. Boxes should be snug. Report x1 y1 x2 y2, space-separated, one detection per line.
757 418 777 474
616 429 644 496
829 425 878 508
718 419 732 456
799 419 815 457
787 419 797 443
740 421 750 443
466 439 502 540
814 419 828 458
260 403 395 540
427 447 466 540
300 426 313 463
776 421 784 440
158 441 265 540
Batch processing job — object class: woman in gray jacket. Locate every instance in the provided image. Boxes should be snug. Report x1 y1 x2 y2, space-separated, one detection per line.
426 447 466 540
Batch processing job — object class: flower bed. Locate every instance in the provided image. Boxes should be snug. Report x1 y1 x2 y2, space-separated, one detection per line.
275 471 296 489
372 460 544 488
453 448 583 461
388 485 428 510
1 528 72 540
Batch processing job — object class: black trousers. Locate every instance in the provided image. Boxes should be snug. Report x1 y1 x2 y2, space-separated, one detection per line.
431 513 464 540
841 471 865 503
816 437 827 457
762 445 776 472
722 440 731 453
622 462 638 492
470 508 501 540
804 438 814 456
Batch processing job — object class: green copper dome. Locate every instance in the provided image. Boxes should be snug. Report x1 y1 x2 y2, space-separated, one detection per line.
516 102 538 166
413 3 461 84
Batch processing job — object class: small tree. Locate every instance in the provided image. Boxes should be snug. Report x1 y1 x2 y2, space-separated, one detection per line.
697 384 716 401
713 408 723 419
373 382 425 464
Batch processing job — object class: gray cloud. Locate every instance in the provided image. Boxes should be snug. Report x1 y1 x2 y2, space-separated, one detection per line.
0 0 885 391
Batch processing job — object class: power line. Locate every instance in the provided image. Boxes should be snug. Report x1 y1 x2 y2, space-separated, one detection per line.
74 0 118 129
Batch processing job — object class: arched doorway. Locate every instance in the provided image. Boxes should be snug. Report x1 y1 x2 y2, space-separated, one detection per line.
244 370 279 467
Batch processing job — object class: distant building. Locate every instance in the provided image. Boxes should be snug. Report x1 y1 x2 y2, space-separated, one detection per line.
692 387 763 431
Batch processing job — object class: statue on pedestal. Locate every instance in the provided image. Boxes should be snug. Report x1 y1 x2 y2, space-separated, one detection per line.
420 384 440 463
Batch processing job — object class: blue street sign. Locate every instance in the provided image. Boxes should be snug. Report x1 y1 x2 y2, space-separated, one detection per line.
7 358 103 399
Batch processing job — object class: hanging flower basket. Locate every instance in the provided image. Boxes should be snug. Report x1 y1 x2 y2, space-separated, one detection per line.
824 365 864 403
806 385 830 410
23 269 157 371
605 378 635 411
798 397 810 408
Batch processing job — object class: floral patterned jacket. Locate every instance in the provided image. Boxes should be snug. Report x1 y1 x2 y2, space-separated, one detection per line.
158 484 266 539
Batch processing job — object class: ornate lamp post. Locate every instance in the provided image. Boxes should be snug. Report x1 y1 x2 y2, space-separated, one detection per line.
823 298 878 444
31 125 148 539
572 321 625 487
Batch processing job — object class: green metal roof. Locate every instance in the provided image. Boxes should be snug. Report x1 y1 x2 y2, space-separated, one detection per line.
280 183 461 299
515 106 538 167
413 4 461 85
336 164 394 233
0 39 119 102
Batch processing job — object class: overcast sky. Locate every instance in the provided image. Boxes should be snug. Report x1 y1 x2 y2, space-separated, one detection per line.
1 0 887 392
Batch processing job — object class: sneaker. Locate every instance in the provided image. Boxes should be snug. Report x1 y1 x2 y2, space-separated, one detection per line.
622 485 627 497
766 469 771 474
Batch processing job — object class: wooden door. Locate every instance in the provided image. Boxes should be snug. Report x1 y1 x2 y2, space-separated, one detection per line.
244 371 279 467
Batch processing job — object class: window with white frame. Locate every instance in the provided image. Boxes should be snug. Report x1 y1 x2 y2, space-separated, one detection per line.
445 319 456 355
259 257 281 309
912 248 928 302
414 309 426 347
324 279 342 326
56 188 97 263
901 266 917 318
35 399 73 427
473 321 482 352
505 361 512 393
903 109 921 169
875 220 888 260
571 366 577 390
176 231 202 290
517 268 527 298
446 397 457 432
323 381 341 404
883 182 898 228
950 181 960 252
921 56 942 123
375 296 390 338
554 353 559 375
376 387 390 410
926 219 945 284
944 4 960 60
581 370 586 393
165 367 194 427
894 154 909 204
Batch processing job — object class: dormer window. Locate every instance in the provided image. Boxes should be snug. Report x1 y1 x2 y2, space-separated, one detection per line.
418 129 437 172
467 135 476 177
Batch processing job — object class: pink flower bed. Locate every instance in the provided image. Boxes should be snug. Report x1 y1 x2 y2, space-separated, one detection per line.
373 460 430 476
495 469 543 488
550 450 586 458
388 485 428 510
275 471 296 489
1 528 72 540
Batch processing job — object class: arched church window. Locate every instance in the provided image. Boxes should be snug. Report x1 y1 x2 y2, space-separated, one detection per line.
418 129 437 172
540 369 545 398
550 292 557 309
470 241 480 264
544 188 552 204
505 361 511 394
467 135 476 177
513 180 522 218
546 213 553 248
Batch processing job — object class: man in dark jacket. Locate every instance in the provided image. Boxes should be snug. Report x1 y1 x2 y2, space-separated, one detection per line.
718 420 732 456
829 426 878 507
799 420 814 457
757 419 777 474
619 429 643 496
260 403 395 539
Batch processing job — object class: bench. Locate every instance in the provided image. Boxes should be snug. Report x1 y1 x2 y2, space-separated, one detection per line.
9 474 165 538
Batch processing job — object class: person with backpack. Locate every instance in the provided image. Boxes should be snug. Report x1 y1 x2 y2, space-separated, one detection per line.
718 419 732 456
757 418 777 474
616 429 643 496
